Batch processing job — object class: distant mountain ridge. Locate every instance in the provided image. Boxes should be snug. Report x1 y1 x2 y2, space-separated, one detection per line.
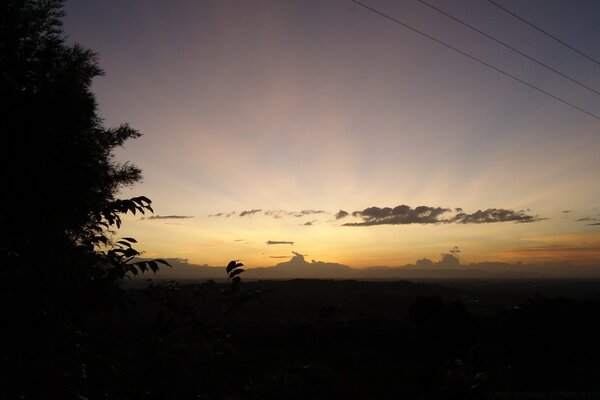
131 252 600 281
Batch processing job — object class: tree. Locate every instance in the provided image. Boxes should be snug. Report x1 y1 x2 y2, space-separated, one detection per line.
1 0 140 261
0 1 163 396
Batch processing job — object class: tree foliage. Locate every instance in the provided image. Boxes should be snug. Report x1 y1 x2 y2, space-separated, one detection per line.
0 1 166 396
0 0 169 279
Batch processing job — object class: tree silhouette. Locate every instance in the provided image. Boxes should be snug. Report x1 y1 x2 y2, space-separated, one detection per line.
0 1 165 397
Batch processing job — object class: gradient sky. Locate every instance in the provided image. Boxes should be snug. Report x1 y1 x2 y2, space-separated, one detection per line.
63 0 600 268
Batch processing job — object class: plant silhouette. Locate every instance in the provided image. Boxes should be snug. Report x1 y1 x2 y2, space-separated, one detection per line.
227 260 245 292
1 1 168 397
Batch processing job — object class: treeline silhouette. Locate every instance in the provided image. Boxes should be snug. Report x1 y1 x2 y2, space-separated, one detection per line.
59 279 600 399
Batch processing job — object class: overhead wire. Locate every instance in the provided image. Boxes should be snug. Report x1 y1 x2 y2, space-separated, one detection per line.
415 0 600 97
349 0 600 121
486 0 600 68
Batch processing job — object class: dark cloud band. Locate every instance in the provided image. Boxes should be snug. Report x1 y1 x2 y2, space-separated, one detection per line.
343 205 542 226
344 205 450 226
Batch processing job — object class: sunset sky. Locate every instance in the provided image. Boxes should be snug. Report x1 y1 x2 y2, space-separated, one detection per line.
63 0 600 268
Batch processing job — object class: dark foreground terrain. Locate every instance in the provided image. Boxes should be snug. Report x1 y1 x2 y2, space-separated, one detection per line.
76 278 600 399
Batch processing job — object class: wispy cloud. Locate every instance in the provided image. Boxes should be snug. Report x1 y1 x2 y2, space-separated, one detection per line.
209 211 236 217
265 210 285 219
143 215 193 220
213 209 325 219
239 209 262 217
266 240 294 245
291 210 324 217
302 220 317 226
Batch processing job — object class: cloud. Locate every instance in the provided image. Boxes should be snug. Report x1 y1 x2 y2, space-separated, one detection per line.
335 210 349 219
302 220 317 226
239 209 262 217
561 210 572 214
576 217 597 222
291 210 324 217
268 255 290 259
265 210 285 219
144 215 193 220
450 208 542 224
449 246 461 254
342 205 542 226
264 209 325 219
344 205 450 226
587 222 600 226
266 240 294 245
209 211 236 217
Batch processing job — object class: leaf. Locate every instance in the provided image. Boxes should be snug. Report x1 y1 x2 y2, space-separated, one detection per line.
148 261 158 273
120 237 138 243
123 248 140 258
136 196 152 205
155 259 171 267
226 260 239 273
228 268 245 279
128 265 138 276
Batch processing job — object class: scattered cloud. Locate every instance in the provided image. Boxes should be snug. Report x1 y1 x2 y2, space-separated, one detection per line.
268 255 290 259
239 209 262 217
291 210 324 217
344 205 450 226
587 222 600 226
212 209 325 219
576 217 598 222
561 210 572 214
209 211 236 217
451 208 542 224
143 215 193 220
302 220 317 226
265 210 285 219
266 240 294 245
265 209 325 218
335 210 349 219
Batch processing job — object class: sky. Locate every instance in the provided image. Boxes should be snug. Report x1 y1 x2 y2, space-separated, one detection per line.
63 0 600 269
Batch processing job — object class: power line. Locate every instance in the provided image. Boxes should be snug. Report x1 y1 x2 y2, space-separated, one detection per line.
349 0 600 121
486 0 600 68
416 0 600 97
